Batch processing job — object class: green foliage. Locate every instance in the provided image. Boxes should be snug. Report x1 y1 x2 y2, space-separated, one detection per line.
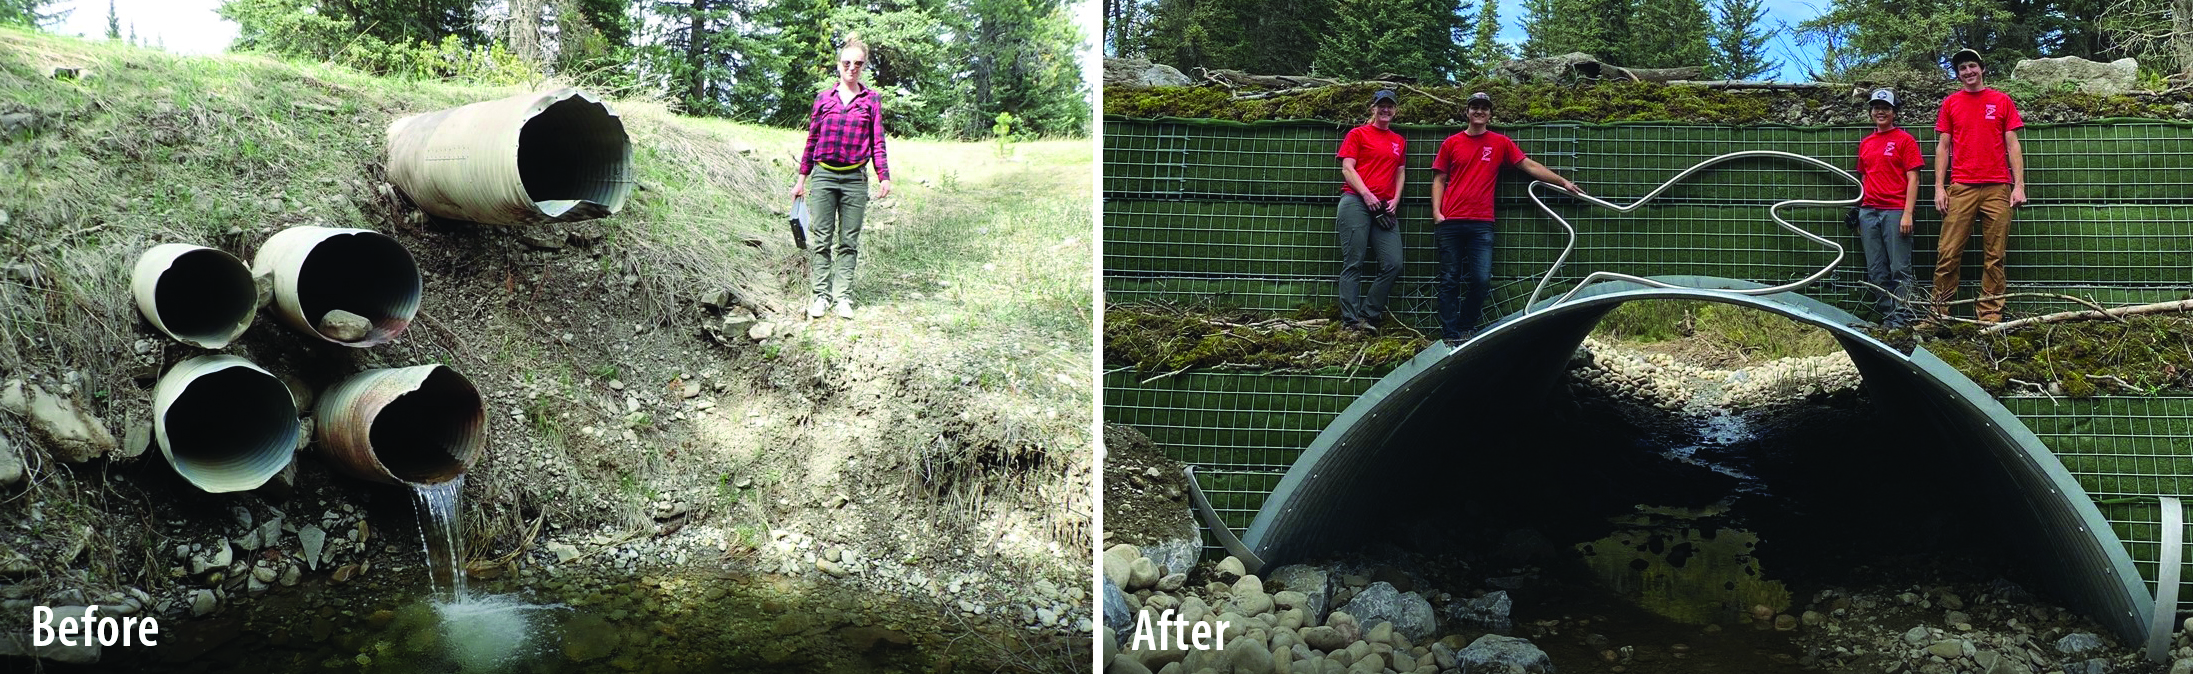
1521 0 1630 61
218 0 539 82
1708 0 1778 80
1144 0 1328 75
1625 0 1713 70
1314 0 1472 82
1793 0 2011 79
993 111 1017 156
1105 303 1430 373
825 4 959 135
1464 0 1508 78
1594 300 1842 360
0 0 66 29
1105 81 1780 123
1915 317 2193 398
104 0 118 40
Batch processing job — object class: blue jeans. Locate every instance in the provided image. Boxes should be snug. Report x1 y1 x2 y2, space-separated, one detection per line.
1434 219 1495 340
1857 207 1915 326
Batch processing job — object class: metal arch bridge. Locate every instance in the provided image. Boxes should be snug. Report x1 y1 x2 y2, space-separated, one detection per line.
1188 276 2157 647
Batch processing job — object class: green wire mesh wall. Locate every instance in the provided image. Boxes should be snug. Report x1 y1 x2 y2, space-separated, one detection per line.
1104 118 2193 327
1102 369 1381 554
2005 396 2193 611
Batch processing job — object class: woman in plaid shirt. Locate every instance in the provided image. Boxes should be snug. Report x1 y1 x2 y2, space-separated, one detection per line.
792 34 893 320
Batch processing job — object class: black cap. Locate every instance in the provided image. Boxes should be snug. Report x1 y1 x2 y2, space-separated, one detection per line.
1951 48 1983 68
1371 89 1398 105
1467 92 1492 108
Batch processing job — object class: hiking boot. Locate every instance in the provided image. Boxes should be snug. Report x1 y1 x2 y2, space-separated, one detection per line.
807 296 829 319
833 299 854 319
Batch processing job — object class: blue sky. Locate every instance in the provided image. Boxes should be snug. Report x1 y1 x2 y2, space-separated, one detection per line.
1488 0 1832 81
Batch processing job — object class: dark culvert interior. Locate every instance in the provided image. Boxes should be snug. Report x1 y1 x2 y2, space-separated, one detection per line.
517 97 632 214
152 248 256 343
1247 294 2140 673
367 368 482 485
295 231 422 337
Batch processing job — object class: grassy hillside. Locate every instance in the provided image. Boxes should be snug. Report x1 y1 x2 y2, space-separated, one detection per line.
0 27 1091 672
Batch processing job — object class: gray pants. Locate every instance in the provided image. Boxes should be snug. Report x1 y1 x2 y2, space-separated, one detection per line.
1336 193 1403 325
1857 206 1915 326
807 168 868 303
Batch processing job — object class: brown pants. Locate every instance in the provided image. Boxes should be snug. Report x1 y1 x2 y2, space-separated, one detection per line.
1932 183 2013 322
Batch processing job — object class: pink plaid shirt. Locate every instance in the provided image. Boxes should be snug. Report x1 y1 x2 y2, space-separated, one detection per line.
798 86 891 181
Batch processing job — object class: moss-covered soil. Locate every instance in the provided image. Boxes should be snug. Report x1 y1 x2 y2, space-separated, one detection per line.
1102 302 1429 375
1882 316 2193 398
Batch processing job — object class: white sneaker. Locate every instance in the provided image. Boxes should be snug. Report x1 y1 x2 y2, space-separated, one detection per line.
833 299 854 319
806 297 828 319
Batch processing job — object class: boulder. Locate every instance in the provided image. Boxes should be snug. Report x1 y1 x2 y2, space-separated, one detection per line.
1267 564 1332 623
1103 576 1132 637
0 380 115 463
2054 631 2105 654
1103 544 1139 589
2013 56 2138 95
1443 590 1512 632
1489 53 1601 84
0 434 21 486
1332 582 1437 643
1142 518 1202 577
1104 57 1194 89
1452 634 1553 673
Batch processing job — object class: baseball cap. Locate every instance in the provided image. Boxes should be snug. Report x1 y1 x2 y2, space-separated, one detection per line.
1371 89 1398 105
1951 48 1983 68
1467 92 1492 108
1867 88 1898 109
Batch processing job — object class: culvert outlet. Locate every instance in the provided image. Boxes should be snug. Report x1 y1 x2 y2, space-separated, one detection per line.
385 88 634 225
152 355 301 493
131 244 257 349
315 365 485 486
1231 276 2152 644
251 226 422 347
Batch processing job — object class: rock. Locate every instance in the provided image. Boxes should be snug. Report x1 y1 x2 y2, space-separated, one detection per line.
0 434 21 486
1156 573 1187 592
747 322 775 341
1213 556 1245 583
316 310 372 342
2013 56 2139 95
1104 576 1132 636
1489 52 1604 84
1142 518 1202 578
1452 634 1553 673
1774 614 1797 631
1930 640 1967 658
189 589 217 616
1111 653 1155 674
562 613 618 661
1129 557 1160 590
279 565 300 587
1226 636 1273 674
1104 544 1139 588
190 539 233 575
816 558 850 577
299 525 326 571
2056 632 2105 654
1103 57 1193 89
332 564 359 582
0 380 115 462
1802 610 1826 627
1903 625 1930 645
1302 626 1351 652
1443 590 1512 632
118 422 149 460
1333 582 1436 643
1267 565 1332 623
0 112 38 138
0 545 33 576
2169 657 2193 674
681 381 702 398
516 229 566 250
0 624 100 663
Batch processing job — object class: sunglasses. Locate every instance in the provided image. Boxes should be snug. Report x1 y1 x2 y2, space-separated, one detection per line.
839 60 866 69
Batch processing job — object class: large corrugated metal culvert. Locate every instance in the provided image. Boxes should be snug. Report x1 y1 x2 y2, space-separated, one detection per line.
131 244 258 349
385 88 634 225
251 226 422 347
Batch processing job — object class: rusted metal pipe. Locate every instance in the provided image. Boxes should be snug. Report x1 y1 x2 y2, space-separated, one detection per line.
315 365 485 486
131 244 256 349
250 226 421 347
152 355 300 493
385 88 634 225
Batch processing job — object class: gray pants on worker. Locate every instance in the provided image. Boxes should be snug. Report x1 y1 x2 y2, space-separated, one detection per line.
1856 206 1916 327
807 167 868 306
1336 193 1403 327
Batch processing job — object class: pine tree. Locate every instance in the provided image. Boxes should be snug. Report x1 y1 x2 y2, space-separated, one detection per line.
1315 0 1469 81
1522 0 1626 60
1624 0 1712 68
105 0 120 39
1709 0 1780 78
1465 0 1509 75
1144 0 1329 74
0 0 68 29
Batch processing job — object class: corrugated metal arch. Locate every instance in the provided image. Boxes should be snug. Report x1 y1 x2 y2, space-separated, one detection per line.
1236 276 2151 643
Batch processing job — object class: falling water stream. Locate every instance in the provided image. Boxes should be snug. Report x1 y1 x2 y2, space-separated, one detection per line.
412 476 468 601
403 475 568 672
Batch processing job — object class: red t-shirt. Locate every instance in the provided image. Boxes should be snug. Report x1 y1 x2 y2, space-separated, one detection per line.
1934 88 2023 185
1857 127 1924 210
1430 130 1524 222
1337 124 1406 201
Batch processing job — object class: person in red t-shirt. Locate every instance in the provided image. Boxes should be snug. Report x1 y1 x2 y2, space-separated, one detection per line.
1334 89 1408 332
1428 92 1582 345
1931 48 2026 323
1855 88 1925 327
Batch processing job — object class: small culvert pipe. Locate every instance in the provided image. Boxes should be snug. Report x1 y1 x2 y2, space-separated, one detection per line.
251 226 422 347
316 365 485 486
131 244 256 349
153 356 301 493
385 88 634 225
